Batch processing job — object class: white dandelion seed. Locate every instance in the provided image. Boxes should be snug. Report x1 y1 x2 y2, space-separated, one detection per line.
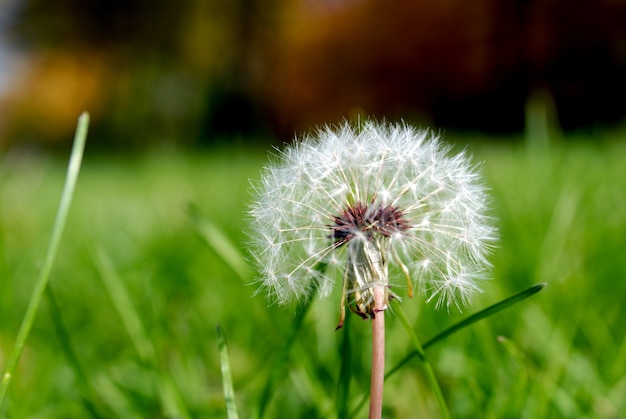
248 121 497 328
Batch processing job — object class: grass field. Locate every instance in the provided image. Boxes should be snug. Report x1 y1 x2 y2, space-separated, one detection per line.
1 128 626 418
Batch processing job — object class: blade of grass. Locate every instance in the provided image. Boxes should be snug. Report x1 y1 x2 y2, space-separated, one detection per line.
253 263 329 419
289 338 338 415
394 304 450 419
255 291 315 419
0 112 89 410
386 283 547 380
188 203 250 281
352 283 547 415
336 307 352 419
46 286 106 418
92 246 190 419
93 247 156 362
425 283 547 349
91 372 143 419
217 325 240 419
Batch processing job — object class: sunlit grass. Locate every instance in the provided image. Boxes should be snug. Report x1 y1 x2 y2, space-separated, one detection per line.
1 130 625 417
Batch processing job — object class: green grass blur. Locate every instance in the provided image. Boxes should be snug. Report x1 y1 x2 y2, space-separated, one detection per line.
1 130 625 417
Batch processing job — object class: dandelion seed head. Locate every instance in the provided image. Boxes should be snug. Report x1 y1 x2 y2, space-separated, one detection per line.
248 120 497 313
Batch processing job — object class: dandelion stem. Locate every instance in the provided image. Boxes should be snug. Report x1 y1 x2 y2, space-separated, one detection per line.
369 285 386 419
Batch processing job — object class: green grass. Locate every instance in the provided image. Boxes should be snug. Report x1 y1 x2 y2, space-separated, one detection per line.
1 129 626 417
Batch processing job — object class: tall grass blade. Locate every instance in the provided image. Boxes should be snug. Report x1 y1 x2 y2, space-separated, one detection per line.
386 283 547 380
46 286 105 418
93 246 190 419
255 280 320 419
424 282 547 349
353 283 546 415
217 325 240 419
394 304 450 419
188 203 250 281
0 112 89 410
90 373 142 419
93 247 156 362
336 309 352 419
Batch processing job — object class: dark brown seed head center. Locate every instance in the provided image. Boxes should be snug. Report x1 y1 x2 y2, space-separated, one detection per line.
329 202 409 245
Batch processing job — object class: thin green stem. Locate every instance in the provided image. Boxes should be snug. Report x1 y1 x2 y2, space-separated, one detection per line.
387 283 547 380
46 286 104 418
0 113 89 410
188 203 250 281
256 287 317 419
217 325 240 419
394 304 451 419
424 283 547 349
336 308 352 419
93 246 189 419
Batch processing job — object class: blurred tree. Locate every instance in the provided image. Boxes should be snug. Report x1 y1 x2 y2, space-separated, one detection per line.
0 0 272 149
260 0 626 135
1 0 625 149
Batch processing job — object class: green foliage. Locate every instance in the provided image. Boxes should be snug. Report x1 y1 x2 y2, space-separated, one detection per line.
1 131 626 417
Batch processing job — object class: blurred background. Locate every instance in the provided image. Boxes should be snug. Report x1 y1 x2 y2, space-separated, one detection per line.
1 0 626 150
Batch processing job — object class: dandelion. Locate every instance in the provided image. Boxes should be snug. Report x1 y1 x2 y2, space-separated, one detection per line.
248 120 497 417
249 120 496 325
